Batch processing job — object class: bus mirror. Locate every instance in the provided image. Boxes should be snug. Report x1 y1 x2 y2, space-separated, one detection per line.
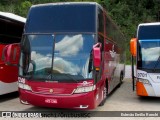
130 38 137 57
4 43 20 66
93 43 101 70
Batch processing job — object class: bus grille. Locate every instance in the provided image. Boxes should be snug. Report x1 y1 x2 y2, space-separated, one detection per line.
31 87 74 95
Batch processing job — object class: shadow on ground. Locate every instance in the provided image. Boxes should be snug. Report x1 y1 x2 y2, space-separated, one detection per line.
0 92 19 103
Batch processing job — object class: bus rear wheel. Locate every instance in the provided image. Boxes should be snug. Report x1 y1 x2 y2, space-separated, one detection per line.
118 72 123 88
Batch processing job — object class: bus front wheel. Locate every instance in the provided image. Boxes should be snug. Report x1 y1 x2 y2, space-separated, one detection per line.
99 82 108 106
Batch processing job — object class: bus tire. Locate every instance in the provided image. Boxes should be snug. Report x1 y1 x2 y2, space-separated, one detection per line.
118 72 123 88
99 81 108 106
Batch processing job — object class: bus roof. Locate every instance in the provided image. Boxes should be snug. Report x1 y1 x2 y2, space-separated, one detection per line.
138 22 160 27
0 12 26 23
32 2 103 9
25 2 99 33
137 22 160 39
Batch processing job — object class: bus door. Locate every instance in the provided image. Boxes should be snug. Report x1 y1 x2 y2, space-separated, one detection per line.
94 35 106 105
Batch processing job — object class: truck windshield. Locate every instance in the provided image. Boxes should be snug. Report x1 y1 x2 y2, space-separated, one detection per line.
19 34 94 82
138 40 160 70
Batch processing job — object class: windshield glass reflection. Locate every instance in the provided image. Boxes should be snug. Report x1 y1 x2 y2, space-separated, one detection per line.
138 40 160 69
20 34 94 81
52 34 94 81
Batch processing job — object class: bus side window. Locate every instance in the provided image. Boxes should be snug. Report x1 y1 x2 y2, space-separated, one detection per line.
98 35 104 52
1 47 5 61
98 8 104 34
13 48 17 61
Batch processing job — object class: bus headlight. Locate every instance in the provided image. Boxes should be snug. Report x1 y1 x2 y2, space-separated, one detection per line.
138 79 151 85
18 83 32 91
74 85 96 93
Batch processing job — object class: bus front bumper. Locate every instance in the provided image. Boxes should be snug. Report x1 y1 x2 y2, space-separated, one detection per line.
136 81 160 97
19 89 96 109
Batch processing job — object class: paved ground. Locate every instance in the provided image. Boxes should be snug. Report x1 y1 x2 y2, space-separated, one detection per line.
1 66 160 120
125 65 136 78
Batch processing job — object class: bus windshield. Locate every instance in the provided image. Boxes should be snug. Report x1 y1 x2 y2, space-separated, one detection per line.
20 34 95 82
138 40 160 70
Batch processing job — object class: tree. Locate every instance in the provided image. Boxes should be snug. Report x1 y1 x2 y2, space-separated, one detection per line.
0 0 159 63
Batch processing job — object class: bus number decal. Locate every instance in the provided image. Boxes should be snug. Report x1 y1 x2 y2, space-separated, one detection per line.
137 73 147 78
18 77 26 83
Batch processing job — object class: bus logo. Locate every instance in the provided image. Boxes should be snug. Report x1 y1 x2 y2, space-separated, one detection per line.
49 89 54 93
110 45 116 58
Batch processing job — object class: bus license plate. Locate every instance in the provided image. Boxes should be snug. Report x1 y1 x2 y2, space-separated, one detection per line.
45 98 57 104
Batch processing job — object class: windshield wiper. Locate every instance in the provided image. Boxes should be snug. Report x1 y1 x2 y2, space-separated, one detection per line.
61 74 79 83
153 56 160 72
46 70 81 83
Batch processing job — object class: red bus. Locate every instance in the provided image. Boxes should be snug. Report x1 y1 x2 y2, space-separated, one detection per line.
0 12 25 95
5 2 125 109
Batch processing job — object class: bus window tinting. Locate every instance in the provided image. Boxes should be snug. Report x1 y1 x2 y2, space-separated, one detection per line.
25 4 96 33
138 25 160 40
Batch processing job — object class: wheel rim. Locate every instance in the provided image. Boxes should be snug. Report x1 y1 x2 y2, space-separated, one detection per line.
104 86 107 98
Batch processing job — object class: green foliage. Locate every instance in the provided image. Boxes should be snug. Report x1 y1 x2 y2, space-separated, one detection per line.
0 0 160 64
16 1 32 17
